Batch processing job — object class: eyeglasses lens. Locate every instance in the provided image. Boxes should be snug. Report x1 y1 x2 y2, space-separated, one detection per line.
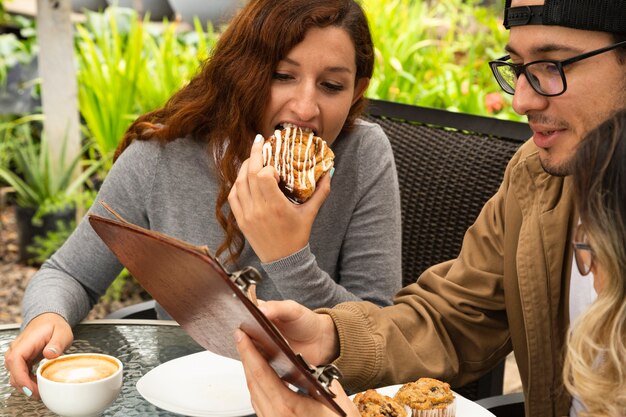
495 62 564 96
526 62 563 95
497 66 517 93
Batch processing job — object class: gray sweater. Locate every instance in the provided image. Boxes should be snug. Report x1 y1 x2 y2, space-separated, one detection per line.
22 119 402 326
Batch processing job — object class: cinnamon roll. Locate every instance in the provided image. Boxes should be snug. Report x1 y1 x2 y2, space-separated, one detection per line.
262 125 334 203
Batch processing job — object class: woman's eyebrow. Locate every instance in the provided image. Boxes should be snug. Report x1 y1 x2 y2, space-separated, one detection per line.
325 66 353 74
281 57 301 67
280 57 353 74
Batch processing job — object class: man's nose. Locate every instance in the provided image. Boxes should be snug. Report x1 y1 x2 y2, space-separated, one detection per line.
512 73 549 116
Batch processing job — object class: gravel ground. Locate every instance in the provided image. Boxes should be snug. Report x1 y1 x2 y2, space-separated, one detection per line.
0 203 148 325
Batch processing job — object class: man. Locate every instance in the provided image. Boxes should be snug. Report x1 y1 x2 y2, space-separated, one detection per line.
235 0 626 416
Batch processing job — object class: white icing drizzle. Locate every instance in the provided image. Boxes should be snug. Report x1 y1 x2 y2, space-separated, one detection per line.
262 141 272 166
282 127 292 189
263 125 330 198
303 131 315 190
274 129 282 171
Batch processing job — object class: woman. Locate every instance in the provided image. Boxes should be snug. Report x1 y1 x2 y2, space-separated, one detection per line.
564 109 626 417
5 0 402 399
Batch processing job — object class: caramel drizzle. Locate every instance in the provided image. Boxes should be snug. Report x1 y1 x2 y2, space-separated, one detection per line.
262 127 330 193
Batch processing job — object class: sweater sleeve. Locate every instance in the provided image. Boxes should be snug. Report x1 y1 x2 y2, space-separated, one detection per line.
21 140 160 328
261 123 402 308
320 143 530 393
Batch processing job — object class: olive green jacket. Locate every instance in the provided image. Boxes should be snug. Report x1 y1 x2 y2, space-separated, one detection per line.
321 139 577 417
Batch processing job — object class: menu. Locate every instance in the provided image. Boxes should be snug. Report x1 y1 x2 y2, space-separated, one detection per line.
88 202 346 416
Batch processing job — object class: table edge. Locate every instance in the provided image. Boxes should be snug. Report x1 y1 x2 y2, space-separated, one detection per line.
0 319 179 331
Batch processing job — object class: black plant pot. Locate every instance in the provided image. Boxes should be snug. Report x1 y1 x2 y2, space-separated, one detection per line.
15 205 76 263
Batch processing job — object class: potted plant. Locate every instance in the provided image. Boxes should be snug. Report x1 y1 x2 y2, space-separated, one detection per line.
0 115 101 262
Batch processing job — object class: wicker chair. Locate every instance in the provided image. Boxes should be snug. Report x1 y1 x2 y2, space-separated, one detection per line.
476 392 526 417
364 99 530 401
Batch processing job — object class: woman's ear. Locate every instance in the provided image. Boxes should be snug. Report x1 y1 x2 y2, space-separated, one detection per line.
352 77 370 105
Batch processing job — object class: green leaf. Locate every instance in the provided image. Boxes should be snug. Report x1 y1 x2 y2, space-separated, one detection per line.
362 0 518 120
0 115 100 209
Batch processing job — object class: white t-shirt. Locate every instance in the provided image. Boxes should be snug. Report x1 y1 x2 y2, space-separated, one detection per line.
569 253 598 417
569 253 597 325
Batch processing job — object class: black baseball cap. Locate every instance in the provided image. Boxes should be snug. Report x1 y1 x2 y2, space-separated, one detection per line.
503 0 626 34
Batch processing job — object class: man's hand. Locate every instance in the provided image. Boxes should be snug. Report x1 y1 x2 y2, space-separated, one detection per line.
235 327 358 417
258 300 339 365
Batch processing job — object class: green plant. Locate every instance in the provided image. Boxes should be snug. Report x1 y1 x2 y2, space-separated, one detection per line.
0 0 10 25
104 269 130 302
26 187 96 264
0 114 102 218
363 0 522 121
28 218 77 264
75 8 219 172
137 17 217 113
0 130 9 170
74 8 145 171
0 16 38 87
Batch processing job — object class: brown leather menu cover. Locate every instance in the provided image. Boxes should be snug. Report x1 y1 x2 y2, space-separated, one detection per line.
88 205 346 416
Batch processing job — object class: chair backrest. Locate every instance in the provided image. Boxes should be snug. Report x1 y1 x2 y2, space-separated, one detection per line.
476 392 526 417
364 99 529 288
364 99 530 400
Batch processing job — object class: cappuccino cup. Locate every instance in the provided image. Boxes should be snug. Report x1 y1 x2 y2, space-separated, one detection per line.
37 353 123 417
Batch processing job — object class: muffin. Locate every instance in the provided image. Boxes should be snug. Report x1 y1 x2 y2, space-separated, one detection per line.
262 124 334 204
353 389 408 417
393 378 456 417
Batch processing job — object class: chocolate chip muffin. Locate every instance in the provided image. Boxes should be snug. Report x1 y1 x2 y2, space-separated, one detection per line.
393 378 456 417
353 389 408 417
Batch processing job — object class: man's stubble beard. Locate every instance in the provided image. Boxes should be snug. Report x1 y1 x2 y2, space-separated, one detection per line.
542 77 626 177
541 158 572 177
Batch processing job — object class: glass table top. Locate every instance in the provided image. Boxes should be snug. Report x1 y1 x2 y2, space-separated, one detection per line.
0 320 207 416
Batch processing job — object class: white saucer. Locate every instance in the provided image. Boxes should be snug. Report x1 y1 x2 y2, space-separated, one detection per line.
136 351 254 417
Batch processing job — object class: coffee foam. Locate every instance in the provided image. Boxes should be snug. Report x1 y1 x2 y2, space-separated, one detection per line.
41 355 119 383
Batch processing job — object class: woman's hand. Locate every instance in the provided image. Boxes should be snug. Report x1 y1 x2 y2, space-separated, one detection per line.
4 313 73 399
228 134 331 263
235 326 359 417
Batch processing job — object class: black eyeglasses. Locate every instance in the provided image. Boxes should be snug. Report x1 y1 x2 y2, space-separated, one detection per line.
489 40 626 97
572 225 594 276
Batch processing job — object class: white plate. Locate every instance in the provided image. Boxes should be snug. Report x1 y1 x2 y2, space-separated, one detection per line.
352 384 496 417
136 351 254 417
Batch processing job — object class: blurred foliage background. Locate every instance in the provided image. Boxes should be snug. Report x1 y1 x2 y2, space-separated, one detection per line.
363 0 517 120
